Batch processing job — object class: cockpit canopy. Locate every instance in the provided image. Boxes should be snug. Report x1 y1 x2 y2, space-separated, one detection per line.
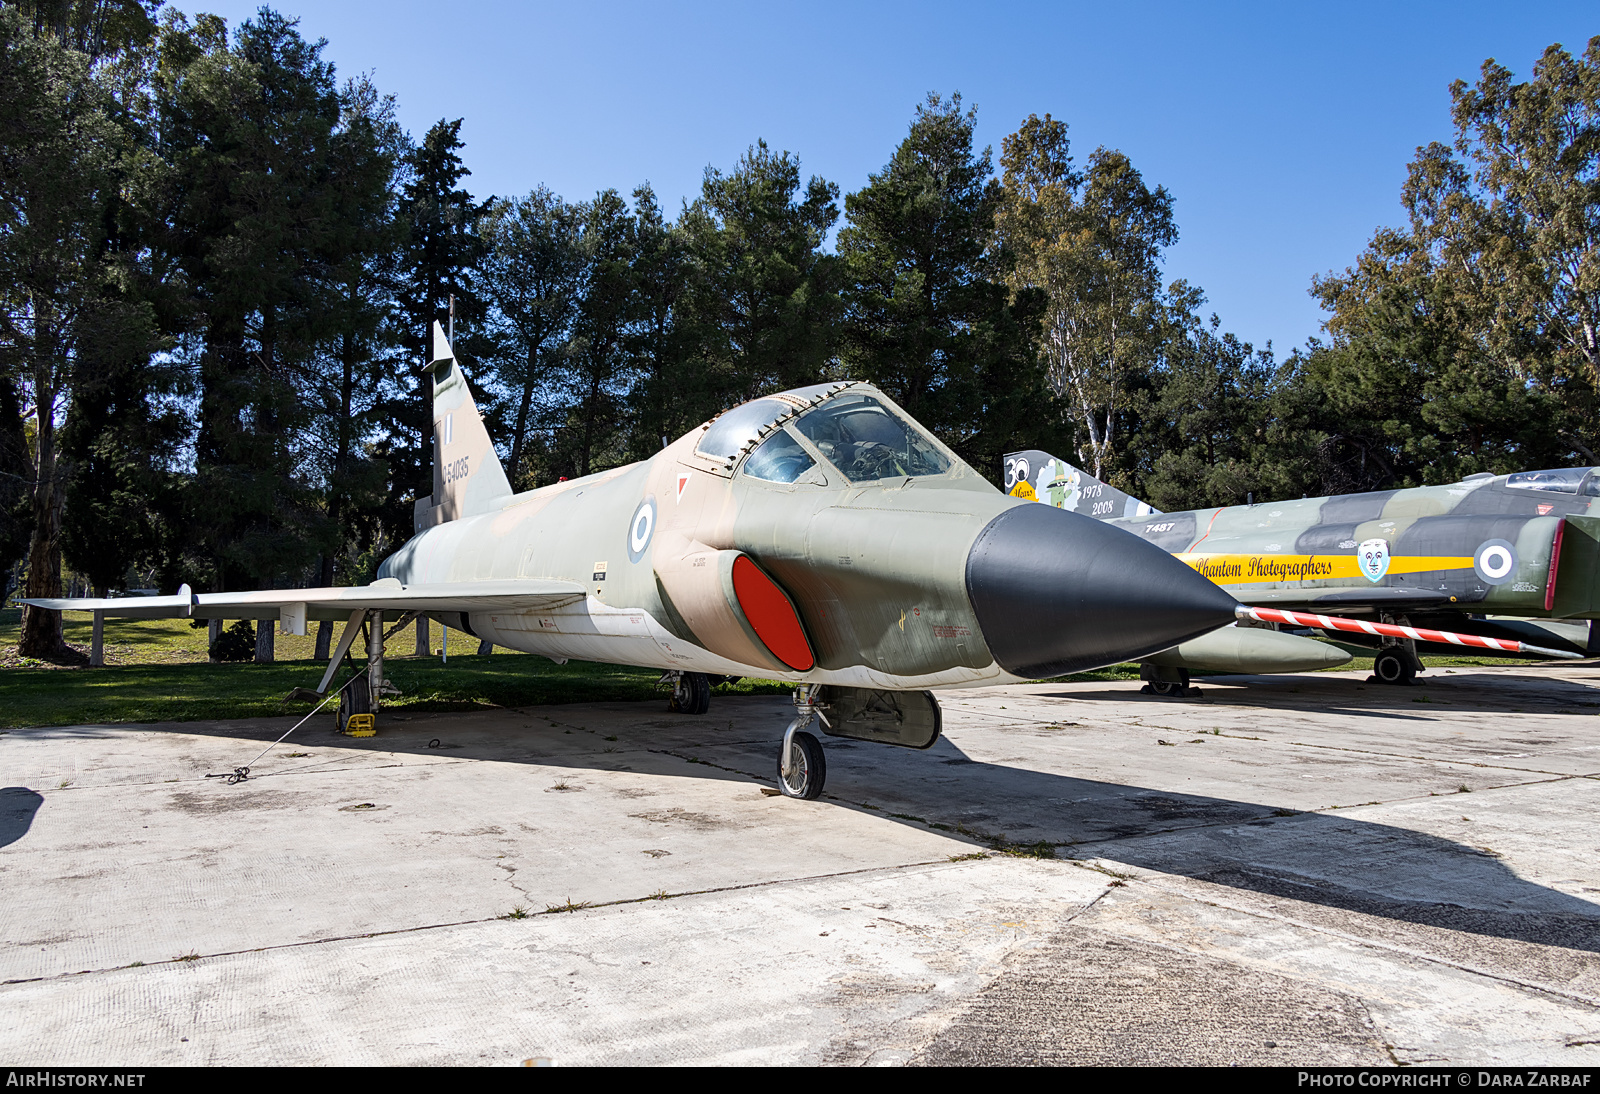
695 383 953 484
1501 467 1600 496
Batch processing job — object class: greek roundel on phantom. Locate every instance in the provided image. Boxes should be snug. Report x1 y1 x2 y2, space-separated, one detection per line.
627 495 657 563
1357 538 1390 583
1474 539 1518 586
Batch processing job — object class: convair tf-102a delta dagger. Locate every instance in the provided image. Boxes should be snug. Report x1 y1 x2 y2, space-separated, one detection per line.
31 325 1574 797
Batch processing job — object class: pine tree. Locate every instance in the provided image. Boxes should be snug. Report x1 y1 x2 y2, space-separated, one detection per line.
677 141 841 419
840 93 1044 475
379 119 490 541
0 5 152 657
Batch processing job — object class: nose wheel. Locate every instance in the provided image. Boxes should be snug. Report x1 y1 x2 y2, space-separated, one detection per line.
775 686 829 799
778 728 826 799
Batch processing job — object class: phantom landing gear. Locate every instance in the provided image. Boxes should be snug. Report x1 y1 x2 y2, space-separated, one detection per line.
1139 665 1201 698
1371 647 1418 686
664 671 711 714
776 685 828 799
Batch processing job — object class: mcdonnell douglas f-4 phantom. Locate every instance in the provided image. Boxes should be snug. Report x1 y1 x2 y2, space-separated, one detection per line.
1004 450 1600 692
25 326 1578 797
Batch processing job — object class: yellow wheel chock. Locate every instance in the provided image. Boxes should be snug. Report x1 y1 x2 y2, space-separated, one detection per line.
343 713 376 737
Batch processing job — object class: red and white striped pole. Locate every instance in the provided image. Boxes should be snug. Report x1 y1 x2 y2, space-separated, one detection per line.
1236 605 1582 661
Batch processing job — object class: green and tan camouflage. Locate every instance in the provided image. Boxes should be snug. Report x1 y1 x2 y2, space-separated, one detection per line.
1003 449 1600 685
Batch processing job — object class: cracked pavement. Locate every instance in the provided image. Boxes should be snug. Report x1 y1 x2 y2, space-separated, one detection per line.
4 663 1600 1064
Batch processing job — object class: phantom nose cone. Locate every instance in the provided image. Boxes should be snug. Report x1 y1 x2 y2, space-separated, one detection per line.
966 504 1238 679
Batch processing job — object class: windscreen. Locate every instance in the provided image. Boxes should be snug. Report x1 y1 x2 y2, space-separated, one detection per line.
792 393 950 482
743 428 817 484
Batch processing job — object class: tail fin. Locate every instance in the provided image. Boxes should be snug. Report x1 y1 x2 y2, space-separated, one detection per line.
413 322 513 532
1001 449 1160 521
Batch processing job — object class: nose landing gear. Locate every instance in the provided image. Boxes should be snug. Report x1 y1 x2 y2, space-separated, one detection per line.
776 686 828 799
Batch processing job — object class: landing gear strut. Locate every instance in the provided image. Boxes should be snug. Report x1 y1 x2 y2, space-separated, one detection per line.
664 671 711 714
776 685 828 799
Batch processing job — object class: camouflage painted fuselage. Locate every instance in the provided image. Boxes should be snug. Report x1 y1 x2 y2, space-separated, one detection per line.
1108 474 1600 621
380 423 1012 688
376 377 1238 689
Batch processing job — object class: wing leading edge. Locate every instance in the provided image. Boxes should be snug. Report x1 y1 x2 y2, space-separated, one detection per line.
20 578 588 621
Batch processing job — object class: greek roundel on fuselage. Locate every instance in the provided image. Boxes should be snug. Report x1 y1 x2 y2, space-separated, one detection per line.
627 496 656 563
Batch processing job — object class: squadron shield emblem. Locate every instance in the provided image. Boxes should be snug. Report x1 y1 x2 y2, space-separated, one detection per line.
1357 538 1390 583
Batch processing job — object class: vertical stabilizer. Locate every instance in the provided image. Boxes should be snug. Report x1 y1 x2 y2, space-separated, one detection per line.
413 322 513 532
1001 449 1159 521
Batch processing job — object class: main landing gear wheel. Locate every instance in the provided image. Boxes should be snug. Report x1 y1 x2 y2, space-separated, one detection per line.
777 729 826 800
668 671 711 715
1142 669 1195 697
1372 649 1417 686
336 675 371 734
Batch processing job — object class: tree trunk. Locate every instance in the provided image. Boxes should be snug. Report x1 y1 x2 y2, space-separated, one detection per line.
510 347 535 486
316 552 335 659
254 617 274 662
18 369 73 661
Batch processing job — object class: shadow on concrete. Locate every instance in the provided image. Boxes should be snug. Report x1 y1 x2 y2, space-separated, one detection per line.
826 733 1600 954
1022 665 1600 720
1033 688 1440 721
17 688 1600 954
0 787 42 848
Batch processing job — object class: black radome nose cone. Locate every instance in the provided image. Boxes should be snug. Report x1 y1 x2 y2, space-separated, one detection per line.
966 504 1238 678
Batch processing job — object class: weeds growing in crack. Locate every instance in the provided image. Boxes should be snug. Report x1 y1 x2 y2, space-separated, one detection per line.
1072 861 1134 881
500 906 530 920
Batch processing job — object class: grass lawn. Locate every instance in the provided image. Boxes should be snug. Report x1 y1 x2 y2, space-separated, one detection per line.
0 609 791 728
0 609 1546 729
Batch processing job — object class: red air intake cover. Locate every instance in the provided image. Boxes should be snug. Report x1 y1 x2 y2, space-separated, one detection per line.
730 555 815 671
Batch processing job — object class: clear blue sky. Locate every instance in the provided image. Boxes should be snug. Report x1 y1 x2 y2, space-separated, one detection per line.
191 1 1595 358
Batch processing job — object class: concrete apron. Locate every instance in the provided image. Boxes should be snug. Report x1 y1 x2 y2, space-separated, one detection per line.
3 663 1600 1065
